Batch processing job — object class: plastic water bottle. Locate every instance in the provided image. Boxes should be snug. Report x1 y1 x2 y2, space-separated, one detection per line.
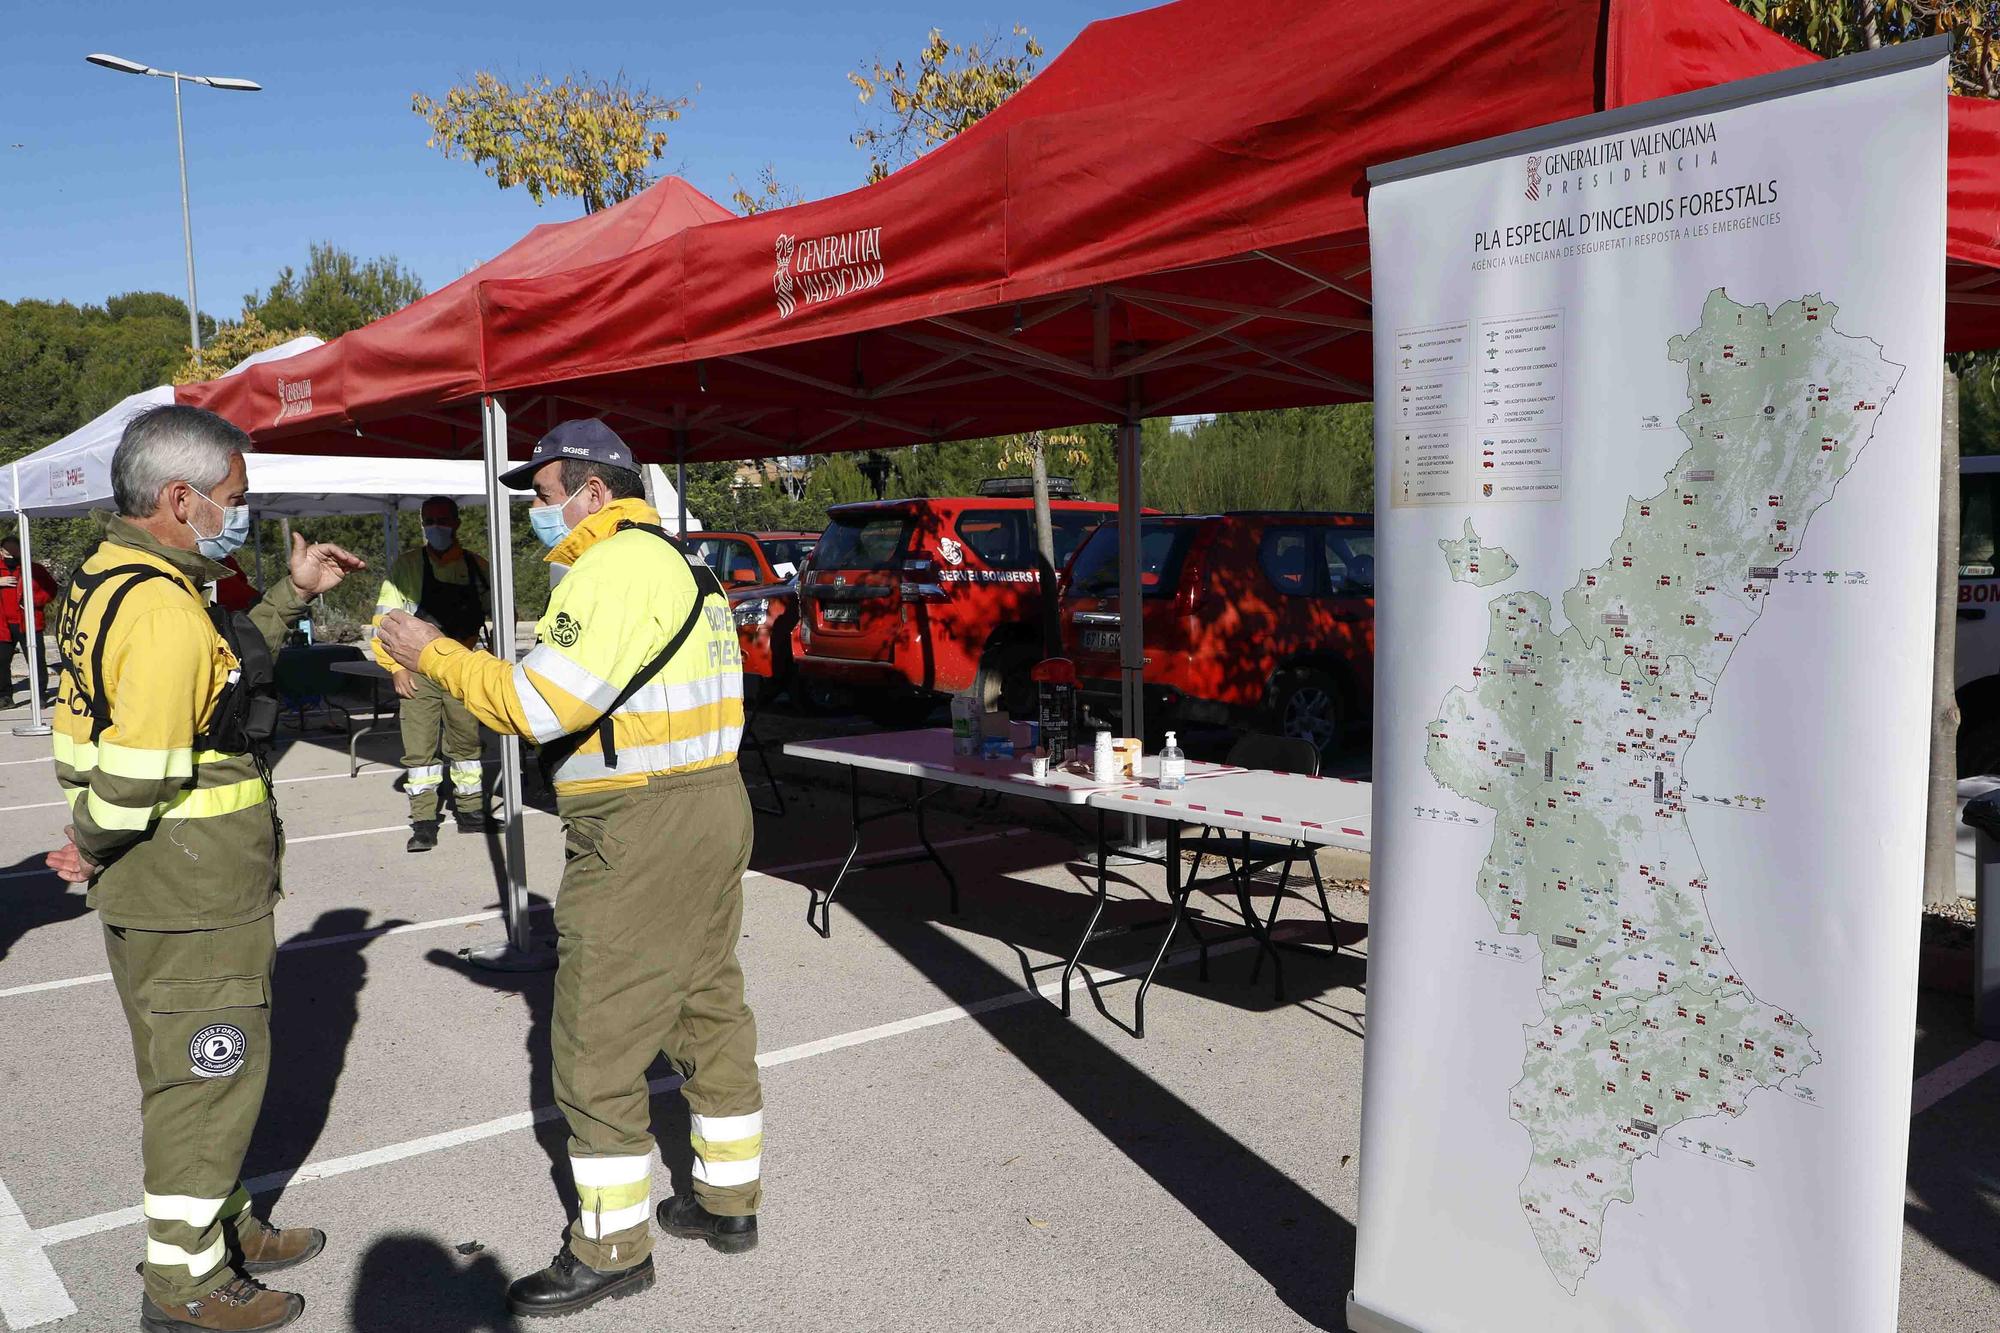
1160 731 1186 790
1092 730 1117 783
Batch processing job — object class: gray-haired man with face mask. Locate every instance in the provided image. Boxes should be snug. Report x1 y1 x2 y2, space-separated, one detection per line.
43 405 365 1332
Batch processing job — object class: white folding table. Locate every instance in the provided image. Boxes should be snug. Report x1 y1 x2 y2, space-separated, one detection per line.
1087 769 1371 1035
781 728 1159 939
784 728 1374 1035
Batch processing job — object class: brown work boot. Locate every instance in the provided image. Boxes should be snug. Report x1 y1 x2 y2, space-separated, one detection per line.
230 1215 326 1274
140 1277 303 1331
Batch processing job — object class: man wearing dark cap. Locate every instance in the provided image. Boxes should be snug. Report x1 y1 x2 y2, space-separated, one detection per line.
370 496 490 851
377 419 761 1319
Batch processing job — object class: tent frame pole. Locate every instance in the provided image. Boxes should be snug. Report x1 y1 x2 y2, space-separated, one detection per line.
464 393 554 971
12 501 51 738
675 428 689 536
1114 403 1154 854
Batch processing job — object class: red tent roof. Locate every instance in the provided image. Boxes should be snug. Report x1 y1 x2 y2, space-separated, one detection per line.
180 176 731 447
184 0 2000 463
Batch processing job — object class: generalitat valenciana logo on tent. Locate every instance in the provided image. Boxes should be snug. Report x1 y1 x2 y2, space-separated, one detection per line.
1524 154 1542 202
773 227 886 319
275 376 313 425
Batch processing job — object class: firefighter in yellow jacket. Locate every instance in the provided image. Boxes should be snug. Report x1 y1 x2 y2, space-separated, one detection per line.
370 496 490 851
378 419 761 1320
43 405 365 1332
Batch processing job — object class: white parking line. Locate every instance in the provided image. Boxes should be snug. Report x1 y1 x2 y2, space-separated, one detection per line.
0 828 1037 1001
0 767 401 816
26 929 1263 1262
0 1176 74 1328
1910 1040 2000 1116
0 757 52 768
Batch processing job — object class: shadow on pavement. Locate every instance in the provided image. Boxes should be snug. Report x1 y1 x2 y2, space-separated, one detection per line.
250 908 407 1212
424 932 696 1236
0 852 87 963
350 1232 520 1333
840 892 1359 1330
1904 991 2000 1287
426 942 565 1209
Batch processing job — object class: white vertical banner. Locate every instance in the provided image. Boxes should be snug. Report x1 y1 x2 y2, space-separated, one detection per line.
1356 44 1949 1333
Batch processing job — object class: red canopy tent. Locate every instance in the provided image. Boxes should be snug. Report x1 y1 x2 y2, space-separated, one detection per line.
182 0 2000 467
180 175 730 452
176 0 1999 961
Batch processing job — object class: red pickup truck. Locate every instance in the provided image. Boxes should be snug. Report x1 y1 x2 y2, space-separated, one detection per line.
795 496 1121 723
1060 511 1375 754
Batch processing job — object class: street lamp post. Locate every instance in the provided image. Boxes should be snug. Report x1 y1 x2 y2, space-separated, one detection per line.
85 53 261 354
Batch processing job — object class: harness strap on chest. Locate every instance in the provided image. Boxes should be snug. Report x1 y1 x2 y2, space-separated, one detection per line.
535 522 725 784
58 565 193 744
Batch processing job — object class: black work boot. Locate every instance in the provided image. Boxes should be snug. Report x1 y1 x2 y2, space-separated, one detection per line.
406 820 440 853
140 1277 303 1331
657 1194 757 1254
454 806 489 833
505 1248 653 1319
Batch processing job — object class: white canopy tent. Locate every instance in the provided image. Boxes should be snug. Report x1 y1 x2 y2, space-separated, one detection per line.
3 337 695 734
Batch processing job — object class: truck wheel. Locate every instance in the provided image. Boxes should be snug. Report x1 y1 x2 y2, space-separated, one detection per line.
857 689 937 728
1959 708 2000 778
786 669 844 715
1269 668 1341 757
975 641 1039 716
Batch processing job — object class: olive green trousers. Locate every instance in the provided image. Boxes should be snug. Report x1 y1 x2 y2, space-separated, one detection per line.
398 674 482 821
105 914 275 1305
553 765 763 1271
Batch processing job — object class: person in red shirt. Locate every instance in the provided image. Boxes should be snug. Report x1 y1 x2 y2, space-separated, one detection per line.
212 553 260 614
0 533 59 707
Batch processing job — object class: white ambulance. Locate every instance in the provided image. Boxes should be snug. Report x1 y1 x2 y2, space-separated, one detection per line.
1959 455 2000 773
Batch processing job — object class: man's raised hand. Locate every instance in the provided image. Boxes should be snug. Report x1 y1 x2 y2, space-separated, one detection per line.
288 531 367 598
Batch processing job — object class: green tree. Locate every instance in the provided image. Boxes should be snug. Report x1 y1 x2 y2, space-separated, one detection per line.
173 313 316 384
413 72 692 213
729 163 804 216
802 453 875 506
1141 407 1375 513
1731 1 2000 96
849 25 1043 183
242 242 425 339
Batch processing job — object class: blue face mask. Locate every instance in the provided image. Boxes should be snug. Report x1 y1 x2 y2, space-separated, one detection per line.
423 525 456 553
529 494 579 550
186 487 252 562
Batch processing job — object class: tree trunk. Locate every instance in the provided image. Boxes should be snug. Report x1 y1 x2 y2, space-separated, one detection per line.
1028 431 1061 657
1925 365 1962 910
1858 0 1881 51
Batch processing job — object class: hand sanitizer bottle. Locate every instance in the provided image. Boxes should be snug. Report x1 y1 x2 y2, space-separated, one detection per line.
1160 731 1186 790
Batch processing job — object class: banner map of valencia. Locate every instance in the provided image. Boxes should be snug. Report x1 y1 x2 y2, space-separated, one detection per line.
1424 290 1902 1292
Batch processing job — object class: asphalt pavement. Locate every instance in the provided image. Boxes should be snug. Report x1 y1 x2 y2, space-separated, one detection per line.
0 689 1993 1332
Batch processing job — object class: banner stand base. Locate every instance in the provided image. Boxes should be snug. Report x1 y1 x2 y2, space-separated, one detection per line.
1346 1293 1426 1333
460 940 558 973
11 724 52 738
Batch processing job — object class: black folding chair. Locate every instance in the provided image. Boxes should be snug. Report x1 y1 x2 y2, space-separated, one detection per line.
1182 733 1343 1000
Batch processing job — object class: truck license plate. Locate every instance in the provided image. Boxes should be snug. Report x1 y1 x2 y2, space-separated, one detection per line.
1081 628 1120 653
822 605 859 625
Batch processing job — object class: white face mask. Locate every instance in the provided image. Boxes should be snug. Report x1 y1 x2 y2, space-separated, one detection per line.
184 487 251 561
530 490 586 550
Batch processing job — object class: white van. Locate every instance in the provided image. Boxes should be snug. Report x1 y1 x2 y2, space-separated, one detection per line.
1959 455 2000 773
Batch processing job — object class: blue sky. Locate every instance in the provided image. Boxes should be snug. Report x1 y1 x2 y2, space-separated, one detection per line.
0 0 1141 316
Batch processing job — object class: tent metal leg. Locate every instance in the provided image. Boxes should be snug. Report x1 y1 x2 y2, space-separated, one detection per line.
742 691 787 817
463 394 554 973
675 428 689 536
13 509 50 738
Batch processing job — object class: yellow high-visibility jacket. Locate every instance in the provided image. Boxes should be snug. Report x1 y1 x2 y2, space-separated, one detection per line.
420 497 743 806
52 515 308 930
369 544 488 670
